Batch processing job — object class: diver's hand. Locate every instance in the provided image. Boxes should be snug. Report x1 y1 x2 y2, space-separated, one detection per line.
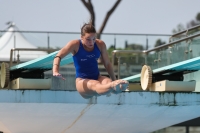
53 72 66 80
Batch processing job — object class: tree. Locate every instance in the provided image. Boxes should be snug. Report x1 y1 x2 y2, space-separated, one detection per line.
107 45 122 56
187 20 199 28
81 0 121 39
172 23 185 34
196 12 200 22
172 12 200 34
125 43 144 50
154 39 166 47
187 12 200 28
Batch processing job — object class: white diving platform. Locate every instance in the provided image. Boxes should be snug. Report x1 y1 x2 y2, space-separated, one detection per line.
1 44 200 133
1 51 73 89
123 56 200 92
123 56 200 82
0 90 200 133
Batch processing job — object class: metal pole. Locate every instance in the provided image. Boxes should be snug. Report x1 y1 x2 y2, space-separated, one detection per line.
10 49 13 67
146 35 148 50
117 56 121 79
47 33 50 52
17 50 20 64
144 52 147 65
114 35 116 49
112 52 115 70
14 34 16 62
186 126 189 133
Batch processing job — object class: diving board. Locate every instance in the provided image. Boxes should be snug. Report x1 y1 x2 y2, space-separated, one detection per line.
1 51 73 88
10 51 73 71
123 56 200 91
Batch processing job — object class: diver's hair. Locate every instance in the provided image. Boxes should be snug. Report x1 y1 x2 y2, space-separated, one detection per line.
81 22 96 36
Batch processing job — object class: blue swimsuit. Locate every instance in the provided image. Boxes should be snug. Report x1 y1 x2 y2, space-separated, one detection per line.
73 40 101 80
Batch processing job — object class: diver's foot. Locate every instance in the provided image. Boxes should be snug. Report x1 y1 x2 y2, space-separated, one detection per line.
121 81 129 91
111 80 129 94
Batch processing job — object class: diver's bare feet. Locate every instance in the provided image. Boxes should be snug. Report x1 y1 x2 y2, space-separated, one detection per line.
110 80 129 93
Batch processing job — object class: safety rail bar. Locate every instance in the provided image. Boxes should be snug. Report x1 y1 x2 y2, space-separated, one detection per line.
171 24 200 38
112 32 200 79
9 48 58 67
0 30 171 52
169 24 200 42
146 32 200 53
0 30 171 36
112 50 143 79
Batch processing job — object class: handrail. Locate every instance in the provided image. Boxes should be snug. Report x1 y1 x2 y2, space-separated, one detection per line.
145 32 200 53
112 32 200 59
112 50 144 54
112 32 200 79
0 30 171 36
170 24 200 38
112 50 144 68
9 48 58 67
112 50 144 79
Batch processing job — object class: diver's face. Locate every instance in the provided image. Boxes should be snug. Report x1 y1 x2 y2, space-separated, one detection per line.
81 33 96 49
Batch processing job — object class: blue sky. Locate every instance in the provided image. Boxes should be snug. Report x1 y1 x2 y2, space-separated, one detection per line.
0 0 200 48
1 0 200 34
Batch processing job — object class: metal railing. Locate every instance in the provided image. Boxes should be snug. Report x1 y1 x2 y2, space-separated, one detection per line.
0 29 171 50
2 25 200 79
9 48 58 67
9 31 200 79
112 31 200 79
170 24 200 38
145 32 200 53
111 50 144 79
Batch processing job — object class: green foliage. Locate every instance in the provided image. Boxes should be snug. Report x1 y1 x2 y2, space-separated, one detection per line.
171 12 200 38
172 23 185 34
125 43 144 50
107 42 144 56
107 45 122 56
107 43 145 67
172 12 200 34
196 12 200 21
154 39 166 47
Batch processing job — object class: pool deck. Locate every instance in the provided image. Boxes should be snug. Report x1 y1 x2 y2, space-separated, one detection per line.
0 90 200 133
